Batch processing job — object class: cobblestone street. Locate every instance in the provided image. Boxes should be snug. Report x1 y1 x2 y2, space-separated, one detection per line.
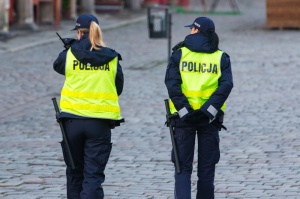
1 0 300 198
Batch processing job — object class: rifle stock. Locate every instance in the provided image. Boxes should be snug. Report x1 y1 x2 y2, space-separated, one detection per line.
164 99 181 174
52 98 75 169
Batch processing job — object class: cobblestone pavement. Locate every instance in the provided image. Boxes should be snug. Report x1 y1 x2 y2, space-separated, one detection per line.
1 0 300 198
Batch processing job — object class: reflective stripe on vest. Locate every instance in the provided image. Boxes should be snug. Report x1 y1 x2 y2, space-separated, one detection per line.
170 47 226 114
60 48 121 120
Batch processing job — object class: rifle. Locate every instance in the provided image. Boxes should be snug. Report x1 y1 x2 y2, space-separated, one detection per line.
56 32 75 50
52 97 75 169
164 99 181 174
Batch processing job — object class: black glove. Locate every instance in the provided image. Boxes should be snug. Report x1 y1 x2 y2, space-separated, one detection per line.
62 38 76 50
182 109 206 123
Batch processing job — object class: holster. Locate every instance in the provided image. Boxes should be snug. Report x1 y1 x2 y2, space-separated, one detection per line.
110 118 125 129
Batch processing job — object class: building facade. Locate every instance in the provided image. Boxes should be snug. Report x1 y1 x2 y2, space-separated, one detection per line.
0 0 168 33
0 0 100 32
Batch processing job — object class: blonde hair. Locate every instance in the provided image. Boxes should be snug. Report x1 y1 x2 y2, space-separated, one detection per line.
78 21 105 50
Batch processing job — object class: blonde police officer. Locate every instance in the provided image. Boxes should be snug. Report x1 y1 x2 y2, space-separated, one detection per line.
53 14 124 199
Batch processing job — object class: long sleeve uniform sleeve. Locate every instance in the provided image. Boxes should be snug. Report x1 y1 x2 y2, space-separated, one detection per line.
200 53 234 119
165 50 193 115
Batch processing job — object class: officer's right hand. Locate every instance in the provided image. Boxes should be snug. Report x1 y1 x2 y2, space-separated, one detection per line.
63 38 76 49
182 109 206 123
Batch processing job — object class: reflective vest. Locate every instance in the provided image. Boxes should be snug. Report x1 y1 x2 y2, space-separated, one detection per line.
60 48 122 120
170 47 226 114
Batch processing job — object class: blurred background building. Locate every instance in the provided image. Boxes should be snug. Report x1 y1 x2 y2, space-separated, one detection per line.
0 0 299 34
0 0 190 32
0 0 154 32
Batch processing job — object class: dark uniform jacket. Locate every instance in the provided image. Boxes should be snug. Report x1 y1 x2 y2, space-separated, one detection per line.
53 34 124 119
165 32 233 126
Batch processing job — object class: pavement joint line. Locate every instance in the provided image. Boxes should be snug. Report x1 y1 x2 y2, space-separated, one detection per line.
3 16 147 54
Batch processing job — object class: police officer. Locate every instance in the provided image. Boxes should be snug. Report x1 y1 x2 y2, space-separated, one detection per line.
53 14 124 199
164 17 233 199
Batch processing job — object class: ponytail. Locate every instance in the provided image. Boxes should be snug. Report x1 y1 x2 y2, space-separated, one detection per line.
89 21 105 50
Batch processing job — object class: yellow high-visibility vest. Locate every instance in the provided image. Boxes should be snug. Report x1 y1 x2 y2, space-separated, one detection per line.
170 47 226 114
60 48 122 120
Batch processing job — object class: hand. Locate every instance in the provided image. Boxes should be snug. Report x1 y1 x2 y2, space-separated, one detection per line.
183 109 206 123
63 38 76 49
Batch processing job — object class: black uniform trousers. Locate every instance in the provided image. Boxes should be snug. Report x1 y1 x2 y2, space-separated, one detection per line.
62 118 112 199
172 124 220 199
